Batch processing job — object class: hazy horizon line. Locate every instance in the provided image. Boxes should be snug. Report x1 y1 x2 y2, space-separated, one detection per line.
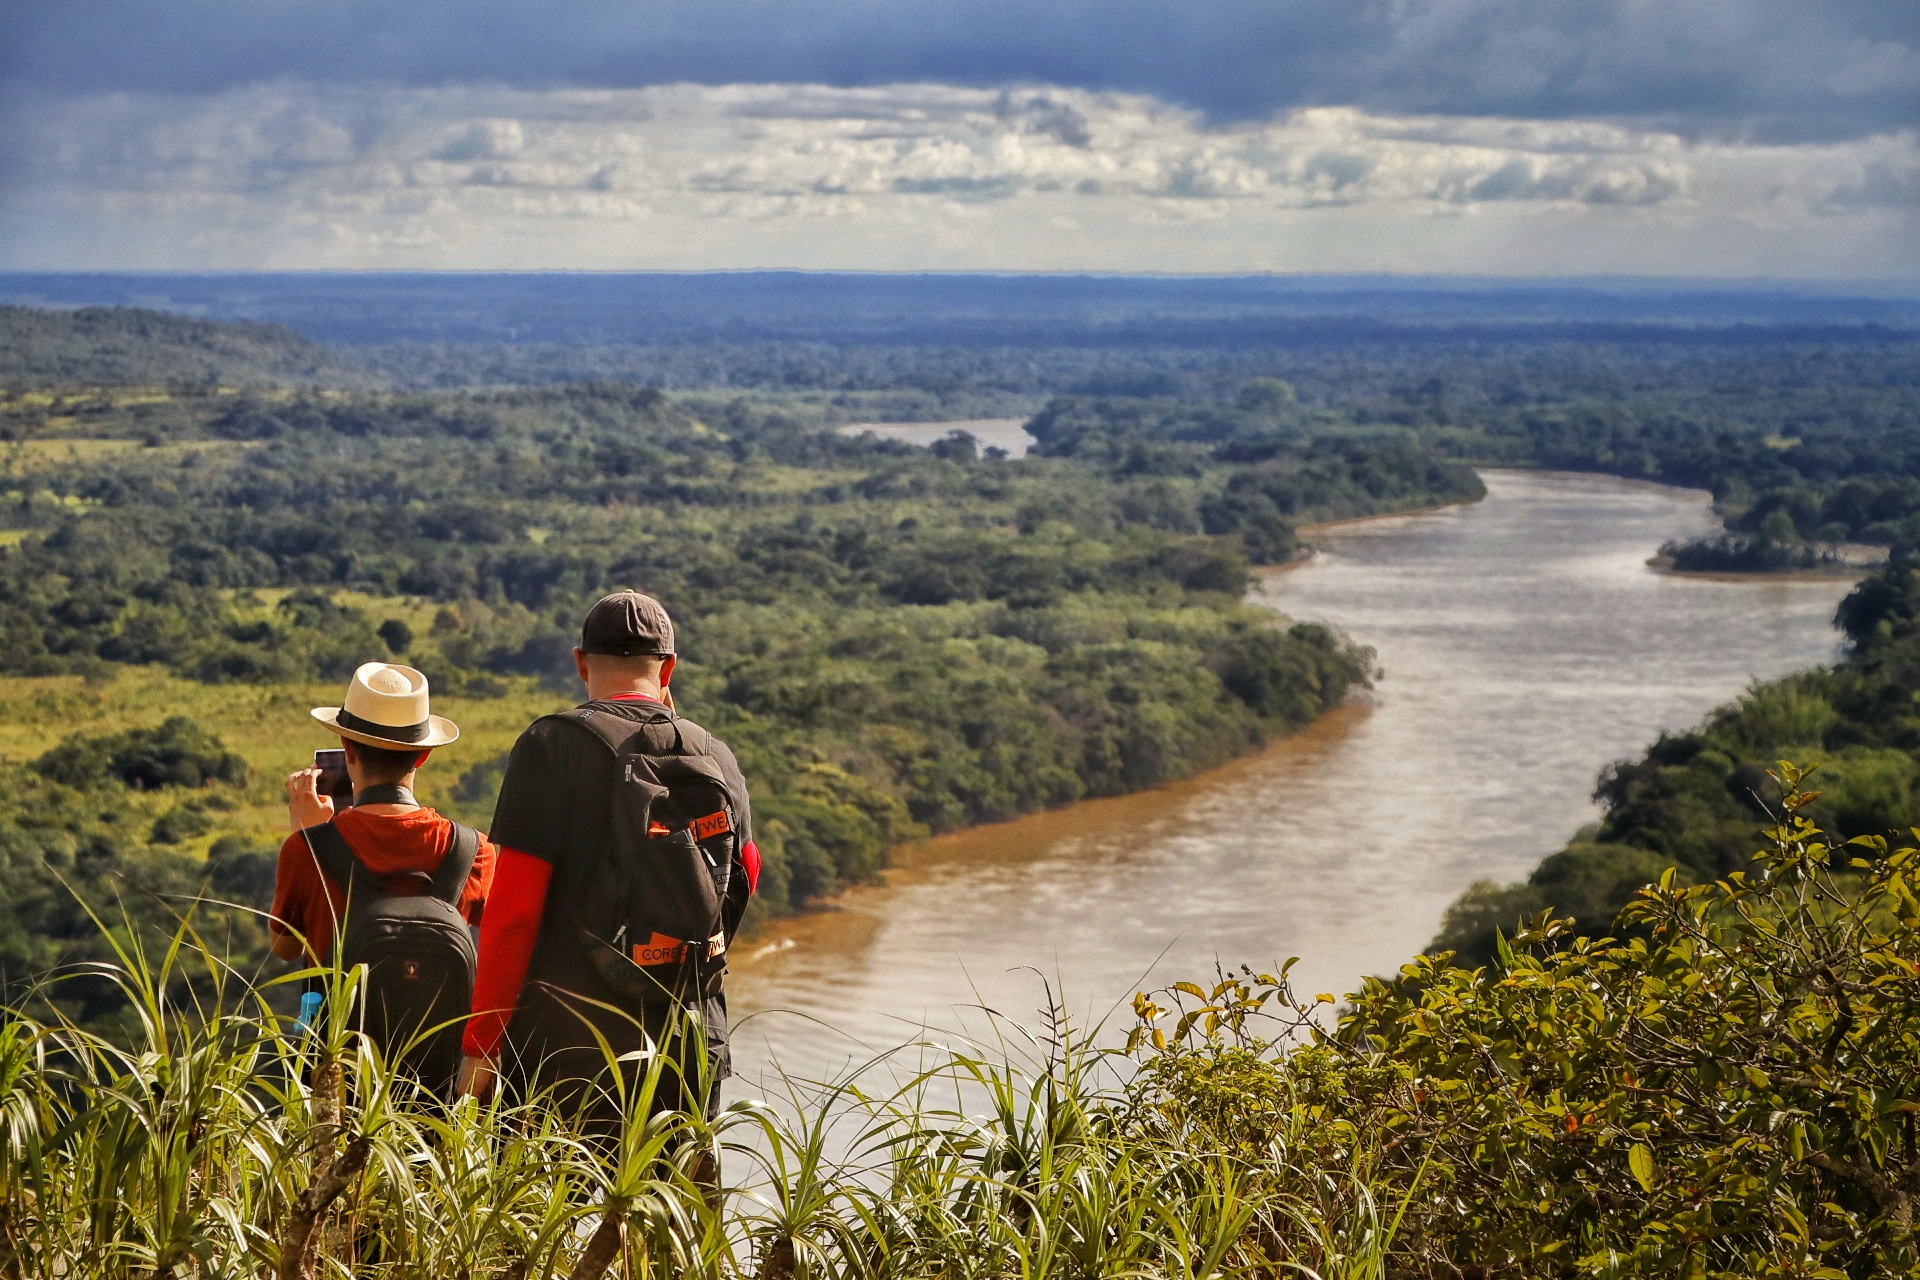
4 268 1919 295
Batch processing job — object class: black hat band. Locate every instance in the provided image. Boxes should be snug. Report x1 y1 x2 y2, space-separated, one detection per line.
336 708 430 743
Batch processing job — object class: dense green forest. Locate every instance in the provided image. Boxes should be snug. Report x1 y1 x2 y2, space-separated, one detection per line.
13 298 1920 557
0 306 369 389
0 308 1519 1021
6 302 1920 1024
1018 341 1920 554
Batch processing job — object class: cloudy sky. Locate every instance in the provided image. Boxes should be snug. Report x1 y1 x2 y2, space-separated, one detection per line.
2 1 1916 277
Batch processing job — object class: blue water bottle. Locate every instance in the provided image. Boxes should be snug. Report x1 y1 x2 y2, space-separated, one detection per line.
294 990 323 1037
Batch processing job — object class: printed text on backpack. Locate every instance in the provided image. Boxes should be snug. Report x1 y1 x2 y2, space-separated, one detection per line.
563 703 739 1007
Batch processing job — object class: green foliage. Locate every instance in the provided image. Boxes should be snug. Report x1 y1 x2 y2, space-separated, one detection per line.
147 803 211 845
0 305 369 389
1434 844 1692 965
17 767 1920 1275
1237 377 1297 411
376 616 413 654
1127 772 1920 1274
0 379 1417 918
1017 340 1920 561
0 920 1421 1280
1423 350 1920 553
1837 554 1920 651
19 764 1920 1276
0 718 264 1034
203 833 278 906
1027 397 1486 561
5 302 1920 1272
1659 534 1844 574
1346 767 1920 1275
31 716 249 791
0 767 264 1036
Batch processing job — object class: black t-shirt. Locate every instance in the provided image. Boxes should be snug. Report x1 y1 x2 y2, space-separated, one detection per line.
489 696 754 1073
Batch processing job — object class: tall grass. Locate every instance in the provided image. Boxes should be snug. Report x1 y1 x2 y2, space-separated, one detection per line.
0 912 1420 1279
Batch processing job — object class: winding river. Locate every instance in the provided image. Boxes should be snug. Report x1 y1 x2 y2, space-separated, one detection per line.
727 470 1857 1086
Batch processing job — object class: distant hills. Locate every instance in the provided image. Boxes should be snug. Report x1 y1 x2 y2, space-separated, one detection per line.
3 271 1917 348
0 305 370 388
2 272 1917 396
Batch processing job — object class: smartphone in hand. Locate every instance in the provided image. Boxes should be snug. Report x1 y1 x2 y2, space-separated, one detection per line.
314 748 354 810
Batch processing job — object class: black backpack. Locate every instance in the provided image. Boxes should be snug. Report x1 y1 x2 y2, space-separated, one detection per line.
564 703 740 1007
302 821 479 1091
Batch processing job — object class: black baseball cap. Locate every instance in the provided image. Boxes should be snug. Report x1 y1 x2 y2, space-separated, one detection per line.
580 591 675 657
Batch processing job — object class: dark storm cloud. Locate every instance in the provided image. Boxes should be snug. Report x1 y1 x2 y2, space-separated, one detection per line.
1 0 1915 137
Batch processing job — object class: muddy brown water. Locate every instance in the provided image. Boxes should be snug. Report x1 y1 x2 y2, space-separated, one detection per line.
726 470 1857 1087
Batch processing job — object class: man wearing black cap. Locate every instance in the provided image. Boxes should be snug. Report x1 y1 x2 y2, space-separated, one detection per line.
456 591 760 1121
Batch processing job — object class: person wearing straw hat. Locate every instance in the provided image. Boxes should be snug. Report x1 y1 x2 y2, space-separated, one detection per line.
270 661 496 966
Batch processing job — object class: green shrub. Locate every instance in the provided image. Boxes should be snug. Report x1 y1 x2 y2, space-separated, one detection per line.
1131 767 1920 1274
377 617 414 654
32 716 248 791
148 803 211 844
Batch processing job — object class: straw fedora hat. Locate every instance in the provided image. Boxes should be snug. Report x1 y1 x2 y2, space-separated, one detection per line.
311 662 459 750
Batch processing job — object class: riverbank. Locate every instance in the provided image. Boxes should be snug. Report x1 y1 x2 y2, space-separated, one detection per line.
1648 561 1872 582
731 703 1373 972
1258 490 1492 576
1296 490 1489 535
735 491 1493 953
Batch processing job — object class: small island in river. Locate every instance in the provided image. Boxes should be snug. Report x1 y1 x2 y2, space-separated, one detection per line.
1650 531 1887 577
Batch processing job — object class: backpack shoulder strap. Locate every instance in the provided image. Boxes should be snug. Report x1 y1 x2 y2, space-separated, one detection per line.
556 705 636 754
558 703 683 756
428 822 480 905
300 821 384 901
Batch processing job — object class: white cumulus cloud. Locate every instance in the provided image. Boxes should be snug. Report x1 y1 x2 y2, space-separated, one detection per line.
1 82 1915 275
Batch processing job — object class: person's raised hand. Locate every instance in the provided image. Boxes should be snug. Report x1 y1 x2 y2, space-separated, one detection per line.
286 767 335 832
